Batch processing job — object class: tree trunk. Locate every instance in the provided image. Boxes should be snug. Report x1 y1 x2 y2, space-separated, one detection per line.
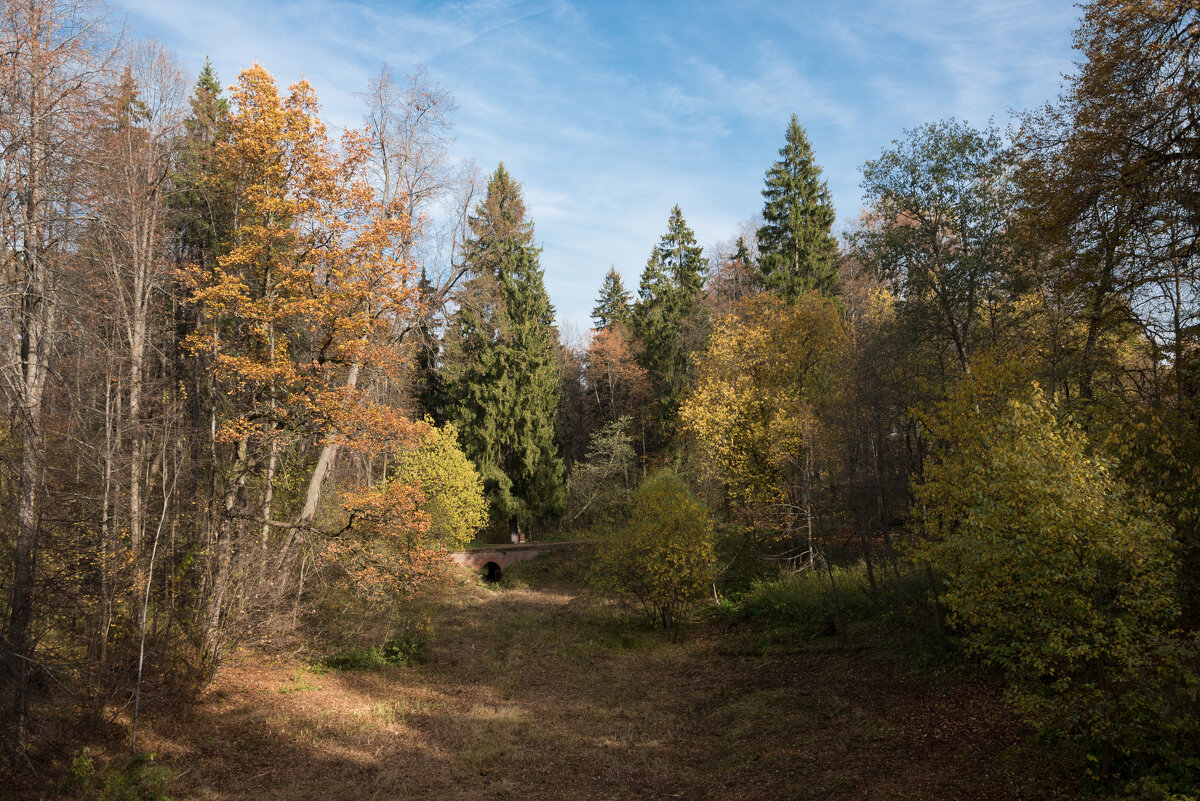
272 363 362 597
6 33 55 738
200 437 249 669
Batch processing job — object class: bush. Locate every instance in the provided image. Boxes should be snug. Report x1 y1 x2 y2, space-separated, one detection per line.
323 613 432 670
322 645 386 671
390 421 488 549
594 470 716 638
737 560 878 637
64 749 172 801
913 377 1198 785
327 422 486 610
380 614 432 666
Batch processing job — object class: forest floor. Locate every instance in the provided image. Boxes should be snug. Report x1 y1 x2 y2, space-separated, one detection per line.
133 570 1080 801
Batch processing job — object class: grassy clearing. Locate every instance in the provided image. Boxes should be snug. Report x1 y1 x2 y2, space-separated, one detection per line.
112 562 1080 801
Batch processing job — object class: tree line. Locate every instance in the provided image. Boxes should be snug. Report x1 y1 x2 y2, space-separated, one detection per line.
0 0 561 766
560 0 1200 789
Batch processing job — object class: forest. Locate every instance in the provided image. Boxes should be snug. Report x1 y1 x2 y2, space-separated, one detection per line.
1 0 1198 798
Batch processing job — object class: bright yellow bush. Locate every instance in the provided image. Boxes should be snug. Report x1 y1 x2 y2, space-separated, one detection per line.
595 470 715 637
390 421 488 550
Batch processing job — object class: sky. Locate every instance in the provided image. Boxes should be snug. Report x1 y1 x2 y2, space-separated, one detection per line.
117 0 1083 331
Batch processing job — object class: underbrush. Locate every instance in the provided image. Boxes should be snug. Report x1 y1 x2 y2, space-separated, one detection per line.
62 748 173 801
320 614 433 670
716 557 1200 798
719 559 930 635
735 561 876 634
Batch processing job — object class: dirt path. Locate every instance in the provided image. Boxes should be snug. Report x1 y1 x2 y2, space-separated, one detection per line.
146 582 1076 800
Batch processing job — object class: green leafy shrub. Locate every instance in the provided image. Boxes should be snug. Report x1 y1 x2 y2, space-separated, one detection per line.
323 614 433 670
594 470 716 638
64 747 96 797
100 754 172 801
913 377 1199 785
64 749 172 801
736 560 878 637
381 614 432 666
322 645 386 671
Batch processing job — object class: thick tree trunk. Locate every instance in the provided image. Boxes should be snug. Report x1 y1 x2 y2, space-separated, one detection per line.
6 39 55 738
8 266 55 741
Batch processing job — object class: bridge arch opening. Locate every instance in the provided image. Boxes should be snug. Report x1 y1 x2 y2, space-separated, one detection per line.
481 561 503 583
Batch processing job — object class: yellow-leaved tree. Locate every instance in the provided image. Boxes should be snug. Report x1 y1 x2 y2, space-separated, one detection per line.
681 292 843 557
389 422 488 550
181 64 422 665
595 470 715 638
913 371 1196 785
334 422 487 604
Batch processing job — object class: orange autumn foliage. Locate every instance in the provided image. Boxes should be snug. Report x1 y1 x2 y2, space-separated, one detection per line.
181 63 421 453
584 321 650 426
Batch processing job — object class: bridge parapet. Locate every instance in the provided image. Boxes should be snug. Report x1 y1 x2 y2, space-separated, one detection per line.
449 541 584 581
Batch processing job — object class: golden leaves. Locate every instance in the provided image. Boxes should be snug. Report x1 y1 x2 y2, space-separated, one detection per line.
187 63 420 455
681 292 843 515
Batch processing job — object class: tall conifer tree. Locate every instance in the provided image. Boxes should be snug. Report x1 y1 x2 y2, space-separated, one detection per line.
757 115 839 299
592 267 632 330
633 205 708 444
174 60 232 262
445 164 565 540
172 63 234 424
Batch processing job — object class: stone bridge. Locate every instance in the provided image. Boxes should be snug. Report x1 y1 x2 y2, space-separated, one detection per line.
449 541 582 582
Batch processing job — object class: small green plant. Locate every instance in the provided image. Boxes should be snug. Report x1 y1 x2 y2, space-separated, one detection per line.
323 616 433 670
99 754 172 801
322 645 386 671
64 749 173 801
278 668 322 694
63 747 96 796
380 614 432 666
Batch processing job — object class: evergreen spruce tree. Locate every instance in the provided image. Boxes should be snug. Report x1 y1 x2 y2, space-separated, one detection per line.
413 268 447 424
633 205 708 444
445 164 565 540
172 62 234 419
591 267 632 330
174 60 232 262
756 115 839 299
733 236 754 278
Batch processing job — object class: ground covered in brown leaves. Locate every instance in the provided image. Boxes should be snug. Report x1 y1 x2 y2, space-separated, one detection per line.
120 572 1083 801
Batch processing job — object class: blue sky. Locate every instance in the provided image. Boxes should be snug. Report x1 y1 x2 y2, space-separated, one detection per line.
118 0 1082 331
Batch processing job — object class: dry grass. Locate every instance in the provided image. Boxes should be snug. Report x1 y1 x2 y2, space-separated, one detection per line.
130 577 1077 801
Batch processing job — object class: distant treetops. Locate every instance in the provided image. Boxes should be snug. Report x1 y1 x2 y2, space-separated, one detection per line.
590 114 837 450
756 114 839 300
599 112 838 330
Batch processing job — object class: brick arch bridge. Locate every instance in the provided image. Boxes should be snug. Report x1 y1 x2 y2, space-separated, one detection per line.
449 541 581 582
